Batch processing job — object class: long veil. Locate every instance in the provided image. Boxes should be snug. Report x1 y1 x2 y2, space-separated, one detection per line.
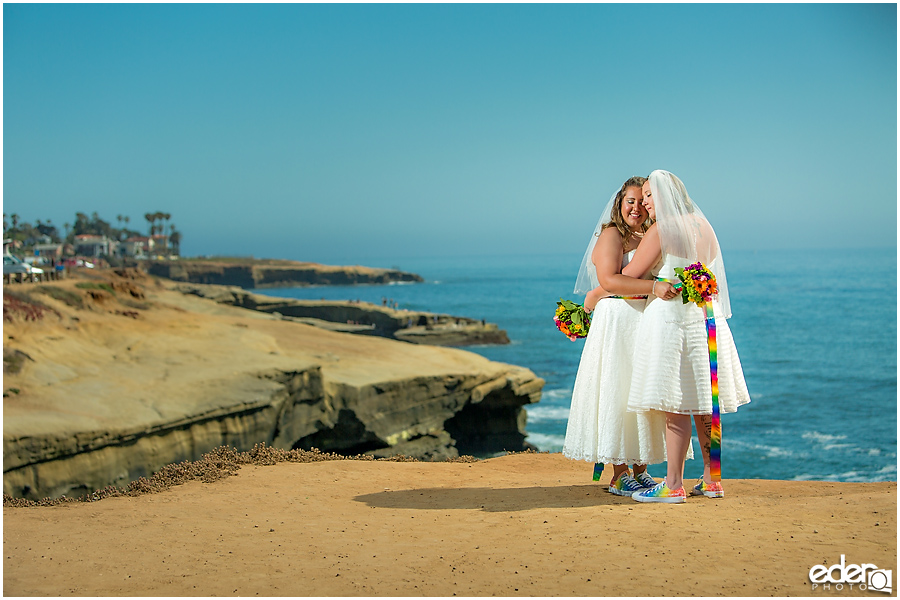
650 170 732 320
573 189 619 295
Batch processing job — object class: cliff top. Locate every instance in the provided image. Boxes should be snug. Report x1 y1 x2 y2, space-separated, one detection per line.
2 270 532 444
3 452 895 596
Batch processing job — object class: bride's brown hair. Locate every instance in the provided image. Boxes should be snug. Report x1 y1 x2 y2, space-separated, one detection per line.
601 176 649 248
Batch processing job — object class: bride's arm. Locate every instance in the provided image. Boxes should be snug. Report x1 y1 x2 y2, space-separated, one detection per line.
621 224 662 279
583 284 610 312
592 229 656 296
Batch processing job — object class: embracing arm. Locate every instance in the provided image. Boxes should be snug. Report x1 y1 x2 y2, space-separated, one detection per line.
583 284 609 312
592 229 656 296
621 224 662 279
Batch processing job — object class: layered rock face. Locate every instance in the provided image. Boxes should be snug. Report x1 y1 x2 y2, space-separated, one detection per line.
146 259 423 288
172 282 511 346
3 272 542 500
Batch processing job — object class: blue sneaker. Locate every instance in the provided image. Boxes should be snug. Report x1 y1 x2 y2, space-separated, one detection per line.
608 472 645 496
634 471 658 489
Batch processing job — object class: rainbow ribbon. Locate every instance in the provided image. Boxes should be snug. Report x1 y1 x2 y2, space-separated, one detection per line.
607 295 647 300
704 302 721 481
593 463 603 481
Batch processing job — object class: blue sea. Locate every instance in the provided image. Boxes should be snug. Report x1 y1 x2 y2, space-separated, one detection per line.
255 248 898 482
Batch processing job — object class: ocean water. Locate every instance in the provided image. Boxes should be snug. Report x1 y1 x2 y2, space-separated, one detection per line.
255 247 897 482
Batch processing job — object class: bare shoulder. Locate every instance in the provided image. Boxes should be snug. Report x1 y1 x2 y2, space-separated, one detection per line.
593 226 624 260
597 226 624 245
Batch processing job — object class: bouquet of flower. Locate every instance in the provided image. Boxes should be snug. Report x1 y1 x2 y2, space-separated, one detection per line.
673 262 718 307
554 299 591 341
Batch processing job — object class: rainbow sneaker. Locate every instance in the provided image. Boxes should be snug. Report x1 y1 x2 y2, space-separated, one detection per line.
608 472 646 496
631 480 686 504
691 479 725 498
633 471 658 489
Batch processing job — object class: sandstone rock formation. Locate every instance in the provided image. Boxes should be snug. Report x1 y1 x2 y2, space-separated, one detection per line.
146 258 423 288
171 282 511 346
2 270 543 500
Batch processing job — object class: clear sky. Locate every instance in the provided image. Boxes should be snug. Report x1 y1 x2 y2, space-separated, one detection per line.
3 3 897 263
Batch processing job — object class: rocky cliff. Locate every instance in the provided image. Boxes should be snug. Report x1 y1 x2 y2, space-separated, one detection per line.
2 270 543 500
171 282 510 346
146 258 423 288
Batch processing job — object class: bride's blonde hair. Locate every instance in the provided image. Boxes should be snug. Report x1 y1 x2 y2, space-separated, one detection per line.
601 176 649 248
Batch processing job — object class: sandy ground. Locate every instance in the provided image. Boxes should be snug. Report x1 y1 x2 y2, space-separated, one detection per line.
3 453 895 597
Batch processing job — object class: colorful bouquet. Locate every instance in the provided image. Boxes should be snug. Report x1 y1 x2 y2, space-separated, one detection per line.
554 299 591 341
673 262 718 307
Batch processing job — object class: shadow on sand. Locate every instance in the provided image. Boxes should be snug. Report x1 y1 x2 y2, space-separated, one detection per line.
353 483 634 512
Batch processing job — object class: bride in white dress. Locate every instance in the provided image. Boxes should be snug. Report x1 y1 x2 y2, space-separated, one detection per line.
563 177 680 496
620 170 751 503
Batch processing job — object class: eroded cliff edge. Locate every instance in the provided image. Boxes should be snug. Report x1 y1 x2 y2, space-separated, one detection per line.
146 258 423 288
170 282 511 346
2 271 543 500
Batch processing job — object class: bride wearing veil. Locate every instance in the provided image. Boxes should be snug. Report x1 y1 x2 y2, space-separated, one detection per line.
563 176 682 496
619 170 751 503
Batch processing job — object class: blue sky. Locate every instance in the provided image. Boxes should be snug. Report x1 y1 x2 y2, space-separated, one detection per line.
4 3 897 263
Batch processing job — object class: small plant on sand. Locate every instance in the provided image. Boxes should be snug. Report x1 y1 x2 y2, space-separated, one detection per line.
75 282 116 294
34 285 84 309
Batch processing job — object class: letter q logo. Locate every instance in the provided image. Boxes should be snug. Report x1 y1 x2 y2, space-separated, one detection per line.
868 569 892 594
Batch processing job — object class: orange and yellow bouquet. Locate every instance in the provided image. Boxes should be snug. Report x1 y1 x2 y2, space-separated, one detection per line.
554 299 591 341
673 262 717 306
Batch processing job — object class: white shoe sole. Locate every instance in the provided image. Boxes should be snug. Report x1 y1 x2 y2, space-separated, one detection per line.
632 492 686 504
691 489 725 498
608 486 642 496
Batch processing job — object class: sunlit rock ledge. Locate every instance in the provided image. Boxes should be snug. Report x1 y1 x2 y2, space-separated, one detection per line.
2 269 542 500
145 257 424 288
171 281 511 346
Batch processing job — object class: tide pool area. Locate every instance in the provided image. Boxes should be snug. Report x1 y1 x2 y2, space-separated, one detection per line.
256 247 897 482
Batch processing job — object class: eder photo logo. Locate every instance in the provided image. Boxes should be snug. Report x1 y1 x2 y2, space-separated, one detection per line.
809 555 892 593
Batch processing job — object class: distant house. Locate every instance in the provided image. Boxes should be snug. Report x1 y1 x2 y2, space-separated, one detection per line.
151 234 170 256
121 236 154 258
20 233 52 247
34 243 64 260
74 234 117 258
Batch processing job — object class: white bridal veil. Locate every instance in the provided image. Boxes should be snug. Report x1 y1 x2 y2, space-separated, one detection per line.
573 188 620 295
649 169 732 320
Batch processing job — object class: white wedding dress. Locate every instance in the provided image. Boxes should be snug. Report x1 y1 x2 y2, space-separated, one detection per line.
563 250 670 465
627 253 751 415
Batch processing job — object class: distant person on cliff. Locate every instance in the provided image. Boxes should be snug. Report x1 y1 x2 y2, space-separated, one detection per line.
563 176 680 496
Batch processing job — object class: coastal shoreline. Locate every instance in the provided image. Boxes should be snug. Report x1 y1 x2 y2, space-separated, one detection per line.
170 281 511 346
4 452 895 596
3 269 539 500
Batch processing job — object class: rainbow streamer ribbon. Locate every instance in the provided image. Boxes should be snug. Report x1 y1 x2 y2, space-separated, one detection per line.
704 302 721 481
607 295 647 300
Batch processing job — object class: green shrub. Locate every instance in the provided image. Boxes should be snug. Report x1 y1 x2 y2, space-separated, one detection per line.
75 282 115 294
34 286 84 309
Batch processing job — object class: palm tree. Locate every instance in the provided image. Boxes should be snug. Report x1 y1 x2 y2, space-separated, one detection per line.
145 213 154 237
170 227 181 256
